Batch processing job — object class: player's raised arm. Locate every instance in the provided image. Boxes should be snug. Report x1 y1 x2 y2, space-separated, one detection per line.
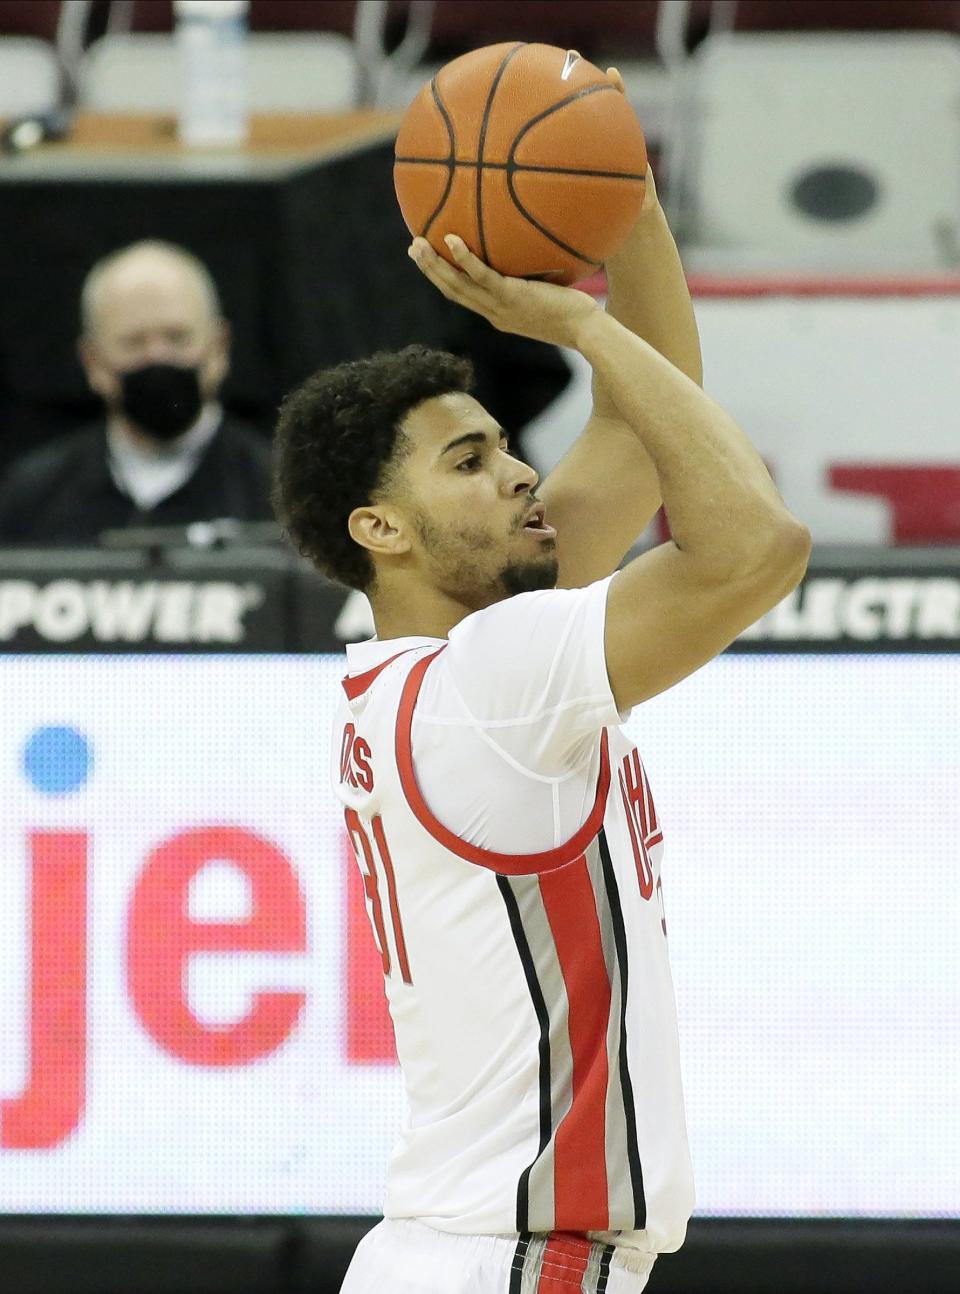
537 163 698 587
596 157 703 394
407 233 810 709
533 72 703 588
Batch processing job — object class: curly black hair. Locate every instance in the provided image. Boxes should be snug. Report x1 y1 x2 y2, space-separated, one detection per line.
272 345 474 590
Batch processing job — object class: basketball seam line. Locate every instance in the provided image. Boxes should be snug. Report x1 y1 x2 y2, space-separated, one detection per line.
508 81 618 160
506 170 603 269
503 81 630 269
395 157 647 183
476 42 526 263
421 76 456 239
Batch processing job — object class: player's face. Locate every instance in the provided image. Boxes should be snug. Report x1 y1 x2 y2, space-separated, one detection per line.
396 392 559 607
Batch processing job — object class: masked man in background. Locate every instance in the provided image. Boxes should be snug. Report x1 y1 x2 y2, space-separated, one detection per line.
0 239 273 544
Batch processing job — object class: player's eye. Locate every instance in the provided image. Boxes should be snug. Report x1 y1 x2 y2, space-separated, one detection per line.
457 455 482 472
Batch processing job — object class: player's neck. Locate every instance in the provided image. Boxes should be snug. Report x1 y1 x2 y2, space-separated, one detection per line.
369 581 474 642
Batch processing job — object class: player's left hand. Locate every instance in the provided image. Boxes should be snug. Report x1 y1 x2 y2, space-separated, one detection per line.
603 66 660 226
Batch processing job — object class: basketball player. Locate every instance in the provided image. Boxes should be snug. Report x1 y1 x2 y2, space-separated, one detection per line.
273 158 810 1291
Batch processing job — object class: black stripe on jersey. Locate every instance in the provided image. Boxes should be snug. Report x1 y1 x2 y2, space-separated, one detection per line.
596 1242 616 1293
508 1232 531 1294
597 828 647 1229
496 874 553 1234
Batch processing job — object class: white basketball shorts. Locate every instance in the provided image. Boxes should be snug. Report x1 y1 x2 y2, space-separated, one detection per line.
339 1219 657 1293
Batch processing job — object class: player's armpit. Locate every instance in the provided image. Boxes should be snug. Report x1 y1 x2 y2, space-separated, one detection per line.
604 530 811 710
540 414 662 589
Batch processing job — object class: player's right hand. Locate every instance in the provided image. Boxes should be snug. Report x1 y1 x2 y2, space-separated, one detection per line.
408 234 599 350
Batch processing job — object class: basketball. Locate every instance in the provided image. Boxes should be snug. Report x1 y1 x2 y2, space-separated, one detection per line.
394 42 648 286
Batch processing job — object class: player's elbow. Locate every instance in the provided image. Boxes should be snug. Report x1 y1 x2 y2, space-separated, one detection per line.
770 517 812 581
745 516 812 604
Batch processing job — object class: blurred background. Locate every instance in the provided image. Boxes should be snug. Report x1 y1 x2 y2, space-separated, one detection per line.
0 2 957 1292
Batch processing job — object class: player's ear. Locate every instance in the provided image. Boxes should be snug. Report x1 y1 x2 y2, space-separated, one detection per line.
348 505 412 558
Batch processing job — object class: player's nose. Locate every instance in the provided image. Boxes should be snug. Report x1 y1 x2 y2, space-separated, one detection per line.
506 457 539 495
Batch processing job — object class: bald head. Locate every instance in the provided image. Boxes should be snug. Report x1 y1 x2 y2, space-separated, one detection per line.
81 240 222 342
78 240 229 423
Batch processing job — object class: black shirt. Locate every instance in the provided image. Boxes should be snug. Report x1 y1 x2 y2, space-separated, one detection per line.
0 415 275 544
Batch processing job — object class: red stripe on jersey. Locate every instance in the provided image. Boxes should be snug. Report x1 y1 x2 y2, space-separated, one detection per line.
536 1232 593 1292
372 816 412 985
342 650 415 701
396 649 612 876
539 859 611 1231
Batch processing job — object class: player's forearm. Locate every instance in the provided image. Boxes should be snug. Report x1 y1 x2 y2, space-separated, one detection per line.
592 204 703 424
573 309 808 580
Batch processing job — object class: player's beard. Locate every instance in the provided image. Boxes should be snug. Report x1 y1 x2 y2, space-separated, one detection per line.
500 555 558 596
413 509 558 607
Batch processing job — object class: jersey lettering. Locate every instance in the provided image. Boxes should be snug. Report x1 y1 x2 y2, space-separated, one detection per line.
340 723 374 792
618 748 657 901
344 808 412 985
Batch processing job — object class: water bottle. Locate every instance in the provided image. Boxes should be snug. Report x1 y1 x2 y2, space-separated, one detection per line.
174 0 249 148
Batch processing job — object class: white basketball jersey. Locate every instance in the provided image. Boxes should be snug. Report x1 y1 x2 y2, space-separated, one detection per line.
334 576 695 1255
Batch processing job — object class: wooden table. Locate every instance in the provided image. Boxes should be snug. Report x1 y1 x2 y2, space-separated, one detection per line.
1 110 401 177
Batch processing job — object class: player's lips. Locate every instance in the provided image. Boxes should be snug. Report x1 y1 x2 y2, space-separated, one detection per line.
520 503 557 539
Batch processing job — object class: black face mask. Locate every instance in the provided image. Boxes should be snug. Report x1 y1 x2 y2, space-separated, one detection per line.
118 362 203 440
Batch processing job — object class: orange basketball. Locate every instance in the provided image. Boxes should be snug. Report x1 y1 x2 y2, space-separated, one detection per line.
394 42 647 286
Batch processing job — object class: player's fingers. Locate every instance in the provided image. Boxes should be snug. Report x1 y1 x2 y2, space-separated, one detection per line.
408 239 471 298
442 235 503 292
409 255 464 305
408 239 491 312
604 67 625 95
409 242 500 326
639 165 659 215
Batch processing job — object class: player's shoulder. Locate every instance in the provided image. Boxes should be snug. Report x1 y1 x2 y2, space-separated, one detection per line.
436 577 619 729
448 579 610 651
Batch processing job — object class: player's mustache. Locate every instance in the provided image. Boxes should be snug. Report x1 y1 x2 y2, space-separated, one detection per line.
511 494 543 531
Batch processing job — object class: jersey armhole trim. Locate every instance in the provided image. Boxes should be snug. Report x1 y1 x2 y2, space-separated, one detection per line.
395 647 611 876
342 649 416 700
